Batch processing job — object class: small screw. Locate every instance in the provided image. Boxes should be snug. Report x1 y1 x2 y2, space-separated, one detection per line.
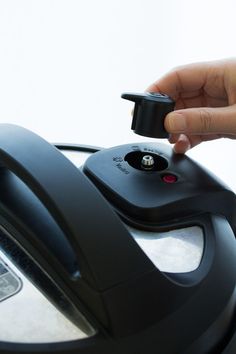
141 155 155 170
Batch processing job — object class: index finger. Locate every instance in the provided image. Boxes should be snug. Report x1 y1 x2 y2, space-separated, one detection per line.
146 62 210 100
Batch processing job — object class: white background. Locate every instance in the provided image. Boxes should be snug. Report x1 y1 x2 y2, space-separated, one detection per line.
0 0 236 189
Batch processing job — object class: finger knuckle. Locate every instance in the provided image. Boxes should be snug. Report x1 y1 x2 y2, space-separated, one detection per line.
199 108 213 133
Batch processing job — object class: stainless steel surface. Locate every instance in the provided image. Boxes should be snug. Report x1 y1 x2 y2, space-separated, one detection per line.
0 247 95 343
141 155 154 169
129 226 204 273
61 150 92 167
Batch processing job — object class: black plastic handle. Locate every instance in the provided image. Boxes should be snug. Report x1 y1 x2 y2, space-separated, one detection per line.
0 124 153 291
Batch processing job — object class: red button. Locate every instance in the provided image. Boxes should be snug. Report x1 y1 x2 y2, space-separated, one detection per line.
162 174 177 183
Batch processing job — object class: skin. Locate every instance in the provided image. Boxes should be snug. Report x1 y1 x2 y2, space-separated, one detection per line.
146 58 236 153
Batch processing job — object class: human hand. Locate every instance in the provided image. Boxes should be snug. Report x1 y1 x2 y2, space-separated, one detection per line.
147 59 236 153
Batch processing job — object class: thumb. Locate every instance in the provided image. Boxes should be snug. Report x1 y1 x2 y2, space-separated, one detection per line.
164 105 236 135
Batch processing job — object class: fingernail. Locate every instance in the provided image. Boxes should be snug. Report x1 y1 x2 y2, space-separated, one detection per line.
166 112 187 133
173 134 191 154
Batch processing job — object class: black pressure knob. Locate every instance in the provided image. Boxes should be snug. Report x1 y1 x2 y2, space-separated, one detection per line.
121 92 175 138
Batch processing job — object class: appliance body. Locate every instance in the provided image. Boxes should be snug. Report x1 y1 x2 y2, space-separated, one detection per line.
0 124 235 353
